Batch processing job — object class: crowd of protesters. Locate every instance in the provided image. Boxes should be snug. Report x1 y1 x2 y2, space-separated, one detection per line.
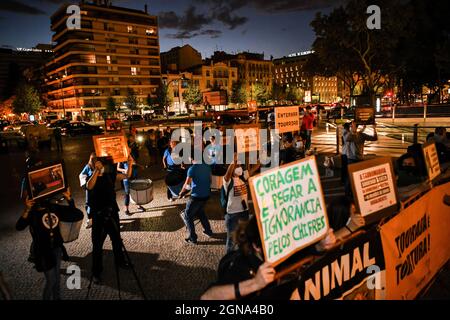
12 111 449 301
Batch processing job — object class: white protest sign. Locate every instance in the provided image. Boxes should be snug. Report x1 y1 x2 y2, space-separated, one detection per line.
349 157 398 218
275 106 300 134
249 156 329 266
422 142 441 181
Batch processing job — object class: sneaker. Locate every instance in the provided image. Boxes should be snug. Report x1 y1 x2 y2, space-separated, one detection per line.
85 220 92 229
184 238 198 245
168 198 174 202
202 231 213 238
125 209 133 216
138 206 146 212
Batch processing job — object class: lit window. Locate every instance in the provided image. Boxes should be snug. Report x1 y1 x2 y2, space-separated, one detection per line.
127 26 133 33
131 67 137 75
106 55 111 64
146 29 155 35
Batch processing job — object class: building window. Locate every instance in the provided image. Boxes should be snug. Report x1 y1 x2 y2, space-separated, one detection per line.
206 80 211 88
146 28 155 35
127 26 133 33
131 67 137 75
206 70 210 77
106 55 111 64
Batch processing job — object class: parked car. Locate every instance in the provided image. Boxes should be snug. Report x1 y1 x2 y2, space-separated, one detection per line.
62 122 103 136
48 119 70 129
4 120 33 131
124 114 144 122
0 120 11 131
327 105 348 121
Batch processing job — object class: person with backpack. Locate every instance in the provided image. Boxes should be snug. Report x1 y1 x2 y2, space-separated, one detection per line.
221 154 260 253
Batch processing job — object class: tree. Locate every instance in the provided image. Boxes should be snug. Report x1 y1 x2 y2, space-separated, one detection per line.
156 82 172 119
310 0 408 107
182 82 202 113
106 96 117 113
146 94 156 108
12 83 41 115
270 83 285 103
254 82 269 105
230 80 247 106
124 87 138 112
285 86 302 104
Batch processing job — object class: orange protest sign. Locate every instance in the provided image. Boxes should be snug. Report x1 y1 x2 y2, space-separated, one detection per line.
275 106 300 134
380 181 450 299
93 132 129 163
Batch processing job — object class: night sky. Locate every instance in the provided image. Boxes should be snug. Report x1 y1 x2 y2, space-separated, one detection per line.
0 0 343 59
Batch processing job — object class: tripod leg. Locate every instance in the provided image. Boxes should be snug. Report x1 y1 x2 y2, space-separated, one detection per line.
121 244 147 300
114 256 122 300
85 274 94 300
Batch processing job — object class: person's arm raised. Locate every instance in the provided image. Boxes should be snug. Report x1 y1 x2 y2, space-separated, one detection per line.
86 161 102 190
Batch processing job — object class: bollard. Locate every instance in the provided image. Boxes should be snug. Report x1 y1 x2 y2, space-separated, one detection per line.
336 125 340 154
423 104 427 121
402 133 405 143
413 124 418 144
326 123 329 134
392 105 396 123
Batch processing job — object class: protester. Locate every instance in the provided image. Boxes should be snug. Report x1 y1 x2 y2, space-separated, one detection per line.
201 216 300 300
222 155 250 253
16 188 78 300
53 126 63 153
157 130 169 159
280 134 297 165
79 152 98 229
117 155 145 216
145 129 158 166
342 121 378 196
314 196 366 252
396 153 427 187
301 106 315 153
163 140 184 202
179 148 213 245
86 156 132 284
427 127 450 163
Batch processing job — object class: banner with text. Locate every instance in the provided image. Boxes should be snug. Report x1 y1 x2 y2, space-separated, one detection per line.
380 181 450 299
297 228 386 300
234 124 260 153
249 156 329 266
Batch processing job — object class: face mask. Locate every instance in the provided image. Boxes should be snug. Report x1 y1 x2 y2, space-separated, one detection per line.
403 166 416 173
234 167 243 176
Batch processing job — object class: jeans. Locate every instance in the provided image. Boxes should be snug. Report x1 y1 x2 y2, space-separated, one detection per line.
305 130 312 151
181 198 212 242
123 166 138 207
43 247 62 300
225 211 249 253
91 210 125 277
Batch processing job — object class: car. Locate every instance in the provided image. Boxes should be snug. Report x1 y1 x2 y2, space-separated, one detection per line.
62 122 103 136
48 119 70 129
0 120 11 131
327 105 348 121
4 120 33 131
124 114 144 122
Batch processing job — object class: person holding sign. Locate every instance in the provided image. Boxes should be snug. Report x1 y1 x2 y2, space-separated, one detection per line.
201 216 300 300
301 106 315 153
86 155 133 284
222 154 260 253
16 188 79 300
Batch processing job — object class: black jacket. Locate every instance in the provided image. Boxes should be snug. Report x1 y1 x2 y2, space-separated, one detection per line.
16 199 78 272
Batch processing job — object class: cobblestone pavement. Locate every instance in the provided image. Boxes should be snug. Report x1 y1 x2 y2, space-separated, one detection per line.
0 132 448 300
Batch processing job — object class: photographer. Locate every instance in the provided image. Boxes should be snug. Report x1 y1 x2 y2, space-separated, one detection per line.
86 156 133 284
16 188 77 300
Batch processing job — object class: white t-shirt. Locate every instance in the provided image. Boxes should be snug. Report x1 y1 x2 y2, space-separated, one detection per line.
223 171 249 214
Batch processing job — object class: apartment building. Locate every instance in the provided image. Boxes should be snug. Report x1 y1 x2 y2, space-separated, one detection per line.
45 1 161 119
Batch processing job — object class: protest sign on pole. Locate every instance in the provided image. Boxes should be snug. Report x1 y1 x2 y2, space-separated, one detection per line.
233 124 260 154
348 157 398 225
422 141 441 182
275 106 300 134
93 132 129 163
249 156 329 266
